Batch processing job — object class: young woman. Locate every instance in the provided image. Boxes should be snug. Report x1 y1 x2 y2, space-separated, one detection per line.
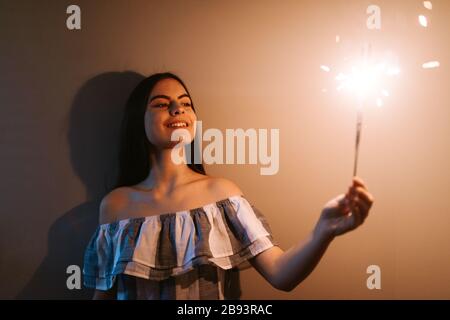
83 72 374 300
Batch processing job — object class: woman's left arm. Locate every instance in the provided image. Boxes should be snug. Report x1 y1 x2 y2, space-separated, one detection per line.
250 177 374 292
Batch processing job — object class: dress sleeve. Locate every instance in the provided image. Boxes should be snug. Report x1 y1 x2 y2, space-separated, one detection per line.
82 218 143 290
207 195 279 271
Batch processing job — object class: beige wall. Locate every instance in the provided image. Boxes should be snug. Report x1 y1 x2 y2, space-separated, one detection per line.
1 0 449 299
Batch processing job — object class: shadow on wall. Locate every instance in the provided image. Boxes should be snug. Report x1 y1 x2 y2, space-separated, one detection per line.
16 71 145 299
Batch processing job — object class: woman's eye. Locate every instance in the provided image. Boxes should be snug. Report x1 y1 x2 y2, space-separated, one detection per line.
182 102 192 107
154 103 169 108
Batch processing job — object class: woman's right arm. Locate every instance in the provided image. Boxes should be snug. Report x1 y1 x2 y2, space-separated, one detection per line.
250 177 374 292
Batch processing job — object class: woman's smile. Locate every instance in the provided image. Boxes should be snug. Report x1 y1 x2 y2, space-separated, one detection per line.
165 120 189 129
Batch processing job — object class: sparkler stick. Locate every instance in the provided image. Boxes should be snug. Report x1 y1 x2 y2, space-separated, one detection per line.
352 43 371 177
353 104 363 177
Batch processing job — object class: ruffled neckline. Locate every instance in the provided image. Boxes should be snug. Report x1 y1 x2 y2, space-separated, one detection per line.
83 193 278 289
100 194 245 227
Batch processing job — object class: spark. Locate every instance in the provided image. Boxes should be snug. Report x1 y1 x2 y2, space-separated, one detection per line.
376 98 383 107
422 61 440 69
419 15 428 27
387 67 401 76
334 61 400 105
423 1 432 10
320 65 331 72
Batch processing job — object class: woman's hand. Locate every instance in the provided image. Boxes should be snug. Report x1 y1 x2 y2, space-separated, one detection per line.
314 176 374 242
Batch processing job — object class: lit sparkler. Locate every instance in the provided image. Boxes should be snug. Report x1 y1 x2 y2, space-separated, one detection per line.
319 1 439 177
323 44 401 176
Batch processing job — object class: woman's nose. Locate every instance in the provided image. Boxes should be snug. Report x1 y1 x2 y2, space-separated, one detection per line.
169 101 185 115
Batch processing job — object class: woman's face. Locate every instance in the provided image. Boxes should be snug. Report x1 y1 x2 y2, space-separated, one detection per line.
144 78 197 149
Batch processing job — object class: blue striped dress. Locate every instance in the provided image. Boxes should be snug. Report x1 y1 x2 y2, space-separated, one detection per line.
83 195 278 299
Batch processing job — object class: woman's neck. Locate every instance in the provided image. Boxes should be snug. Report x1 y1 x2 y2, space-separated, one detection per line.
139 148 195 195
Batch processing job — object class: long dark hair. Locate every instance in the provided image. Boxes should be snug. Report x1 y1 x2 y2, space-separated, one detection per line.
114 72 206 189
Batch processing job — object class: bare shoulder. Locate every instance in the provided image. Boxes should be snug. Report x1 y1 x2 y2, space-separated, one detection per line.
204 176 244 199
99 187 131 225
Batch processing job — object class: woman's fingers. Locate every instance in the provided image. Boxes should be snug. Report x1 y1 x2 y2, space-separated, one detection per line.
353 197 370 222
346 193 371 228
353 187 374 208
339 196 350 214
352 176 367 189
346 178 374 210
337 178 375 233
348 203 362 230
331 178 374 235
